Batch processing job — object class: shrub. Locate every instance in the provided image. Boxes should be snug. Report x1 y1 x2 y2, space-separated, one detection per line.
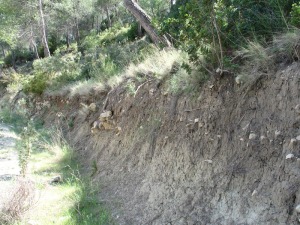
290 3 300 27
23 72 50 95
4 48 35 67
81 25 155 82
24 51 83 94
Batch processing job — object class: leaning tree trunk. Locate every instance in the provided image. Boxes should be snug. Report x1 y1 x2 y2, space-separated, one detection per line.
38 0 50 57
123 0 171 47
133 0 143 37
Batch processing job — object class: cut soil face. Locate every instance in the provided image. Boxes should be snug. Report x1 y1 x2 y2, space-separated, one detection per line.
24 62 300 224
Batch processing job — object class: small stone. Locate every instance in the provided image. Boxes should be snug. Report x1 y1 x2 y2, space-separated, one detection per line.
149 88 155 96
295 104 300 114
249 133 257 140
290 138 297 145
260 135 266 140
252 190 258 196
204 160 213 164
99 111 112 122
296 135 300 141
88 103 97 112
286 154 295 160
295 204 300 213
240 138 244 141
217 135 221 139
275 130 281 139
194 118 199 123
235 76 242 85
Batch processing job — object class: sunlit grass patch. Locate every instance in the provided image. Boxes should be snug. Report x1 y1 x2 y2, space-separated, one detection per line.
21 129 113 225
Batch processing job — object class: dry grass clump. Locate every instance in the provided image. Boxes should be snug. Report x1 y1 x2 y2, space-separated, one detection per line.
236 29 300 84
0 179 35 225
270 29 300 62
125 48 187 79
45 48 187 97
45 80 108 98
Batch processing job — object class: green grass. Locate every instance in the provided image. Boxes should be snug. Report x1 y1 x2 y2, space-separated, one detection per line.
26 135 113 225
0 107 112 225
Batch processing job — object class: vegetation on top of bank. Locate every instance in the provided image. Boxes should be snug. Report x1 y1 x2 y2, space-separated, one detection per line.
0 0 300 94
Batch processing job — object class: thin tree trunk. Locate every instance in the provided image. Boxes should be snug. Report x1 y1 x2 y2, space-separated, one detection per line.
96 15 99 34
133 0 143 37
38 0 50 57
105 6 112 28
31 40 39 59
30 25 39 59
11 50 17 71
1 45 5 58
123 0 171 47
75 17 80 43
91 15 94 30
66 33 70 49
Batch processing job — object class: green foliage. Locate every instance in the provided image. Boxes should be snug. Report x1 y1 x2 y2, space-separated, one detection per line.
139 0 170 19
18 123 38 176
81 24 155 82
168 66 210 94
290 2 300 27
0 107 28 133
24 48 83 94
4 48 35 67
23 72 49 95
81 25 136 49
236 29 300 84
162 0 296 71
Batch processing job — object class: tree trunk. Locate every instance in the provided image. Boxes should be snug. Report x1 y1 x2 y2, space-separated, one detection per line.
133 0 143 37
123 0 171 47
91 15 95 30
11 50 17 71
38 0 50 57
66 33 70 49
30 25 39 59
31 40 40 59
105 6 112 28
1 45 5 58
96 15 100 34
75 17 80 43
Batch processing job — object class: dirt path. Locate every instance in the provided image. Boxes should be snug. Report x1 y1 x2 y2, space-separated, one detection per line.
0 124 20 210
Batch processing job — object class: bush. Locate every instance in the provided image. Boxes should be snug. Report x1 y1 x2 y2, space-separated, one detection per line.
162 0 294 69
81 25 155 82
4 48 35 67
24 50 83 94
290 3 300 27
23 72 50 95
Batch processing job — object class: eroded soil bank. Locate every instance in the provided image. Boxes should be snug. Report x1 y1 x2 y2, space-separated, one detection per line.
20 62 300 224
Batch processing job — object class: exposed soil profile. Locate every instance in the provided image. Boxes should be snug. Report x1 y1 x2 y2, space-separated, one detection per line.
30 62 300 224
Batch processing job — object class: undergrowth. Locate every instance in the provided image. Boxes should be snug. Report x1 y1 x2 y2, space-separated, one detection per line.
0 106 113 225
